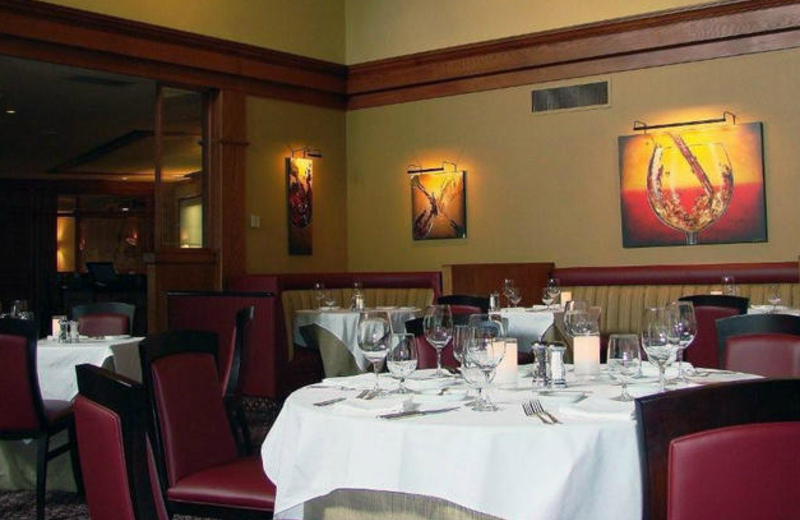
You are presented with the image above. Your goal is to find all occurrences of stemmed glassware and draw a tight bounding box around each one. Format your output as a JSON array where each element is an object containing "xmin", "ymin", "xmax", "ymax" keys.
[
  {"xmin": 666, "ymin": 301, "xmax": 696, "ymax": 384},
  {"xmin": 541, "ymin": 288, "xmax": 555, "ymax": 309},
  {"xmin": 387, "ymin": 333, "xmax": 418, "ymax": 394},
  {"xmin": 640, "ymin": 307, "xmax": 677, "ymax": 393},
  {"xmin": 462, "ymin": 332, "xmax": 507, "ymax": 411},
  {"xmin": 357, "ymin": 311, "xmax": 392, "ymax": 397},
  {"xmin": 546, "ymin": 278, "xmax": 561, "ymax": 308},
  {"xmin": 508, "ymin": 287, "xmax": 522, "ymax": 307},
  {"xmin": 768, "ymin": 283, "xmax": 782, "ymax": 312},
  {"xmin": 502, "ymin": 279, "xmax": 517, "ymax": 308},
  {"xmin": 721, "ymin": 275, "xmax": 737, "ymax": 296},
  {"xmin": 313, "ymin": 282, "xmax": 326, "ymax": 309},
  {"xmin": 10, "ymin": 300, "xmax": 28, "ymax": 318},
  {"xmin": 451, "ymin": 324, "xmax": 474, "ymax": 367},
  {"xmin": 607, "ymin": 334, "xmax": 641, "ymax": 401},
  {"xmin": 423, "ymin": 305, "xmax": 454, "ymax": 377}
]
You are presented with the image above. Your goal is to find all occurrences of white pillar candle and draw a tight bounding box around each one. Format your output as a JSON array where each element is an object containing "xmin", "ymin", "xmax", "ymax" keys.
[
  {"xmin": 560, "ymin": 291, "xmax": 572, "ymax": 305},
  {"xmin": 573, "ymin": 335, "xmax": 601, "ymax": 378},
  {"xmin": 494, "ymin": 338, "xmax": 518, "ymax": 387},
  {"xmin": 51, "ymin": 316, "xmax": 65, "ymax": 338}
]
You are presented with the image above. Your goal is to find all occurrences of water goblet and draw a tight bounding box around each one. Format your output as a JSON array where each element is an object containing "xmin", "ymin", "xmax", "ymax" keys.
[
  {"xmin": 451, "ymin": 324, "xmax": 474, "ymax": 367},
  {"xmin": 607, "ymin": 334, "xmax": 641, "ymax": 401},
  {"xmin": 387, "ymin": 333, "xmax": 418, "ymax": 394},
  {"xmin": 666, "ymin": 301, "xmax": 696, "ymax": 384},
  {"xmin": 313, "ymin": 282, "xmax": 326, "ymax": 309},
  {"xmin": 357, "ymin": 311, "xmax": 392, "ymax": 396},
  {"xmin": 322, "ymin": 290, "xmax": 337, "ymax": 308},
  {"xmin": 641, "ymin": 307, "xmax": 677, "ymax": 393},
  {"xmin": 423, "ymin": 305, "xmax": 454, "ymax": 377},
  {"xmin": 463, "ymin": 333, "xmax": 507, "ymax": 411},
  {"xmin": 767, "ymin": 283, "xmax": 782, "ymax": 312},
  {"xmin": 467, "ymin": 313, "xmax": 506, "ymax": 339},
  {"xmin": 11, "ymin": 300, "xmax": 28, "ymax": 318},
  {"xmin": 541, "ymin": 288, "xmax": 555, "ymax": 309},
  {"xmin": 721, "ymin": 275, "xmax": 737, "ymax": 296},
  {"xmin": 502, "ymin": 279, "xmax": 517, "ymax": 308},
  {"xmin": 546, "ymin": 278, "xmax": 561, "ymax": 308},
  {"xmin": 508, "ymin": 287, "xmax": 522, "ymax": 307}
]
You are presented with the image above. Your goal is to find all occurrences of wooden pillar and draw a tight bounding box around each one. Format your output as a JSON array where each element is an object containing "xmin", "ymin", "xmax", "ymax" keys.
[{"xmin": 145, "ymin": 250, "xmax": 216, "ymax": 332}]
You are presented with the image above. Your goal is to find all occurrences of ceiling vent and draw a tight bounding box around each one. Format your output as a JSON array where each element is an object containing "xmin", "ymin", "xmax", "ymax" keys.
[{"xmin": 531, "ymin": 80, "xmax": 609, "ymax": 113}]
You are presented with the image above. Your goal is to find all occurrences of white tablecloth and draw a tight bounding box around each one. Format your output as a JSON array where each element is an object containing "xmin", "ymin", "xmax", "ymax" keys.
[
  {"xmin": 748, "ymin": 305, "xmax": 800, "ymax": 316},
  {"xmin": 262, "ymin": 366, "xmax": 756, "ymax": 520},
  {"xmin": 497, "ymin": 307, "xmax": 555, "ymax": 349},
  {"xmin": 37, "ymin": 337, "xmax": 142, "ymax": 400},
  {"xmin": 294, "ymin": 308, "xmax": 420, "ymax": 371}
]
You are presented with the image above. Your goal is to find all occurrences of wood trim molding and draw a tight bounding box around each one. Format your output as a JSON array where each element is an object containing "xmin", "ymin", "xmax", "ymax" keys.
[
  {"xmin": 347, "ymin": 0, "xmax": 800, "ymax": 109},
  {"xmin": 0, "ymin": 0, "xmax": 347, "ymax": 108}
]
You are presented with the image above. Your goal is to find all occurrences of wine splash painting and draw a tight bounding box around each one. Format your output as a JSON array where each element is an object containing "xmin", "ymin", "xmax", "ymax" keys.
[
  {"xmin": 287, "ymin": 157, "xmax": 313, "ymax": 255},
  {"xmin": 411, "ymin": 171, "xmax": 467, "ymax": 240},
  {"xmin": 618, "ymin": 123, "xmax": 766, "ymax": 247}
]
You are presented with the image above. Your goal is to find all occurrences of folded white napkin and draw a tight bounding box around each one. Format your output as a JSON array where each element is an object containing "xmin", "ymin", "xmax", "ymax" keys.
[
  {"xmin": 322, "ymin": 373, "xmax": 383, "ymax": 390},
  {"xmin": 558, "ymin": 397, "xmax": 634, "ymax": 421},
  {"xmin": 405, "ymin": 377, "xmax": 459, "ymax": 392},
  {"xmin": 334, "ymin": 395, "xmax": 411, "ymax": 415}
]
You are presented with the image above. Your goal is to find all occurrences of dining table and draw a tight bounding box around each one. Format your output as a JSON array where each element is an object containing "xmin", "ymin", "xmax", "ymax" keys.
[{"xmin": 261, "ymin": 365, "xmax": 756, "ymax": 520}]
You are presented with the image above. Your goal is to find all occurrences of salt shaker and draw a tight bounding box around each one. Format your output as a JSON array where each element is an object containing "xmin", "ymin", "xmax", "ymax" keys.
[
  {"xmin": 546, "ymin": 342, "xmax": 567, "ymax": 389},
  {"xmin": 58, "ymin": 316, "xmax": 69, "ymax": 343},
  {"xmin": 69, "ymin": 320, "xmax": 80, "ymax": 343},
  {"xmin": 531, "ymin": 342, "xmax": 548, "ymax": 388}
]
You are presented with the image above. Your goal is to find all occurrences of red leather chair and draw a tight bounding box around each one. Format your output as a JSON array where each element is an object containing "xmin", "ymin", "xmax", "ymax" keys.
[
  {"xmin": 74, "ymin": 364, "xmax": 169, "ymax": 520},
  {"xmin": 715, "ymin": 313, "xmax": 800, "ymax": 377},
  {"xmin": 0, "ymin": 318, "xmax": 83, "ymax": 520},
  {"xmin": 667, "ymin": 421, "xmax": 800, "ymax": 520},
  {"xmin": 71, "ymin": 302, "xmax": 135, "ymax": 336},
  {"xmin": 677, "ymin": 295, "xmax": 748, "ymax": 368},
  {"xmin": 139, "ymin": 330, "xmax": 275, "ymax": 519},
  {"xmin": 636, "ymin": 378, "xmax": 800, "ymax": 520}
]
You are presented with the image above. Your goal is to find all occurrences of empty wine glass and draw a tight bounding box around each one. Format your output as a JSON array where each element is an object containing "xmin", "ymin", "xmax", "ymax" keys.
[
  {"xmin": 468, "ymin": 313, "xmax": 506, "ymax": 339},
  {"xmin": 641, "ymin": 307, "xmax": 677, "ymax": 393},
  {"xmin": 541, "ymin": 288, "xmax": 555, "ymax": 309},
  {"xmin": 607, "ymin": 334, "xmax": 641, "ymax": 401},
  {"xmin": 357, "ymin": 311, "xmax": 392, "ymax": 396},
  {"xmin": 451, "ymin": 324, "xmax": 474, "ymax": 367},
  {"xmin": 387, "ymin": 333, "xmax": 418, "ymax": 394},
  {"xmin": 768, "ymin": 283, "xmax": 782, "ymax": 312},
  {"xmin": 313, "ymin": 282, "xmax": 326, "ymax": 309},
  {"xmin": 423, "ymin": 305, "xmax": 454, "ymax": 377},
  {"xmin": 463, "ymin": 332, "xmax": 507, "ymax": 411},
  {"xmin": 721, "ymin": 275, "xmax": 737, "ymax": 296},
  {"xmin": 11, "ymin": 300, "xmax": 27, "ymax": 318},
  {"xmin": 323, "ymin": 290, "xmax": 337, "ymax": 308},
  {"xmin": 546, "ymin": 278, "xmax": 561, "ymax": 308},
  {"xmin": 502, "ymin": 279, "xmax": 517, "ymax": 308},
  {"xmin": 508, "ymin": 287, "xmax": 522, "ymax": 307},
  {"xmin": 666, "ymin": 301, "xmax": 696, "ymax": 384}
]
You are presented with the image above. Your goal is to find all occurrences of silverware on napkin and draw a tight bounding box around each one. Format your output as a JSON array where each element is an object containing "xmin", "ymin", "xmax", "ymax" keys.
[
  {"xmin": 313, "ymin": 397, "xmax": 347, "ymax": 407},
  {"xmin": 378, "ymin": 407, "xmax": 460, "ymax": 420}
]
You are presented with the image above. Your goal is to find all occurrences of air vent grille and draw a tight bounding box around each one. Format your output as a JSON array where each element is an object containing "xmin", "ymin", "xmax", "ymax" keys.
[{"xmin": 532, "ymin": 81, "xmax": 609, "ymax": 113}]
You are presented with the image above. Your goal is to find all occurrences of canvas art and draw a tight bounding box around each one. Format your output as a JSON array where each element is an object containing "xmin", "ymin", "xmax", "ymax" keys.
[
  {"xmin": 286, "ymin": 157, "xmax": 313, "ymax": 255},
  {"xmin": 618, "ymin": 123, "xmax": 766, "ymax": 247},
  {"xmin": 411, "ymin": 171, "xmax": 467, "ymax": 240}
]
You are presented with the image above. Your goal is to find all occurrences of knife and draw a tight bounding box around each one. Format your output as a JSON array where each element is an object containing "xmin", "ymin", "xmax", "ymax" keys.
[{"xmin": 378, "ymin": 406, "xmax": 460, "ymax": 420}]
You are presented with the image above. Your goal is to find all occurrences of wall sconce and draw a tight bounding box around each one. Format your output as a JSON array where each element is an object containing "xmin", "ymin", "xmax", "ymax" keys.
[
  {"xmin": 633, "ymin": 110, "xmax": 736, "ymax": 132},
  {"xmin": 291, "ymin": 146, "xmax": 322, "ymax": 159},
  {"xmin": 407, "ymin": 160, "xmax": 459, "ymax": 175}
]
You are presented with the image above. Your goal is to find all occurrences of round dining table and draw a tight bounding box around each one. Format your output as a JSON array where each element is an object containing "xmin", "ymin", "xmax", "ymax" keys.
[{"xmin": 261, "ymin": 366, "xmax": 755, "ymax": 520}]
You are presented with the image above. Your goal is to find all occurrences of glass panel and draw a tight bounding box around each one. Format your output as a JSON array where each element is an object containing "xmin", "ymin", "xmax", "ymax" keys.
[
  {"xmin": 159, "ymin": 87, "xmax": 204, "ymax": 248},
  {"xmin": 56, "ymin": 216, "xmax": 76, "ymax": 272}
]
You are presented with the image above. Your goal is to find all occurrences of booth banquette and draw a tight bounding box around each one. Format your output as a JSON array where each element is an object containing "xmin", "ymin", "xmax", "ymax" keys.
[
  {"xmin": 552, "ymin": 261, "xmax": 799, "ymax": 366},
  {"xmin": 229, "ymin": 271, "xmax": 442, "ymax": 397}
]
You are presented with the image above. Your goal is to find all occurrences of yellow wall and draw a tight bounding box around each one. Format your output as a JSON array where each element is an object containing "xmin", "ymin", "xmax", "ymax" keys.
[
  {"xmin": 346, "ymin": 48, "xmax": 800, "ymax": 271},
  {"xmin": 245, "ymin": 96, "xmax": 348, "ymax": 273},
  {"xmin": 46, "ymin": 0, "xmax": 346, "ymax": 63},
  {"xmin": 345, "ymin": 0, "xmax": 714, "ymax": 63}
]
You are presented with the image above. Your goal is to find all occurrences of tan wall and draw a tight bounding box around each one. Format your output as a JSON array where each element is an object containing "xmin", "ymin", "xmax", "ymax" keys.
[
  {"xmin": 346, "ymin": 48, "xmax": 800, "ymax": 271},
  {"xmin": 46, "ymin": 0, "xmax": 346, "ymax": 63},
  {"xmin": 345, "ymin": 0, "xmax": 714, "ymax": 63},
  {"xmin": 245, "ymin": 97, "xmax": 348, "ymax": 273}
]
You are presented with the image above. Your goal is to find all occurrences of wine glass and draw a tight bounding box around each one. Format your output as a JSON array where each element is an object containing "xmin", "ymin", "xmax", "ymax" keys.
[
  {"xmin": 423, "ymin": 305, "xmax": 454, "ymax": 377},
  {"xmin": 463, "ymin": 332, "xmax": 507, "ymax": 411},
  {"xmin": 11, "ymin": 300, "xmax": 27, "ymax": 318},
  {"xmin": 541, "ymin": 288, "xmax": 555, "ymax": 309},
  {"xmin": 666, "ymin": 301, "xmax": 696, "ymax": 384},
  {"xmin": 323, "ymin": 290, "xmax": 337, "ymax": 308},
  {"xmin": 387, "ymin": 333, "xmax": 418, "ymax": 394},
  {"xmin": 451, "ymin": 324, "xmax": 474, "ymax": 367},
  {"xmin": 546, "ymin": 278, "xmax": 561, "ymax": 308},
  {"xmin": 502, "ymin": 279, "xmax": 516, "ymax": 308},
  {"xmin": 508, "ymin": 287, "xmax": 522, "ymax": 307},
  {"xmin": 768, "ymin": 283, "xmax": 782, "ymax": 312},
  {"xmin": 607, "ymin": 334, "xmax": 641, "ymax": 401},
  {"xmin": 640, "ymin": 307, "xmax": 677, "ymax": 393},
  {"xmin": 313, "ymin": 282, "xmax": 326, "ymax": 309},
  {"xmin": 357, "ymin": 311, "xmax": 392, "ymax": 396},
  {"xmin": 721, "ymin": 275, "xmax": 737, "ymax": 296},
  {"xmin": 468, "ymin": 313, "xmax": 506, "ymax": 340}
]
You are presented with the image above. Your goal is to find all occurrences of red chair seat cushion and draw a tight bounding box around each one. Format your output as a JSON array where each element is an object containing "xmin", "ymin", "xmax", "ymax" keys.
[
  {"xmin": 78, "ymin": 313, "xmax": 129, "ymax": 337},
  {"xmin": 43, "ymin": 399, "xmax": 73, "ymax": 426},
  {"xmin": 167, "ymin": 456, "xmax": 275, "ymax": 511}
]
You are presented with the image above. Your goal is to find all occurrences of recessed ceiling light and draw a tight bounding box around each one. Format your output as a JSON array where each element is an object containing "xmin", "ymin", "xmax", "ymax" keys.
[
  {"xmin": 5, "ymin": 109, "xmax": 16, "ymax": 114},
  {"xmin": 121, "ymin": 177, "xmax": 128, "ymax": 181}
]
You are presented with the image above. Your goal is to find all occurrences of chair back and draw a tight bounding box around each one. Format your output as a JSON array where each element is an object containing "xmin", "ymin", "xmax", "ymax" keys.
[
  {"xmin": 0, "ymin": 318, "xmax": 45, "ymax": 433},
  {"xmin": 667, "ymin": 421, "xmax": 800, "ymax": 520},
  {"xmin": 448, "ymin": 304, "xmax": 483, "ymax": 316},
  {"xmin": 715, "ymin": 314, "xmax": 800, "ymax": 376},
  {"xmin": 72, "ymin": 302, "xmax": 135, "ymax": 336},
  {"xmin": 139, "ymin": 331, "xmax": 239, "ymax": 488},
  {"xmin": 677, "ymin": 295, "xmax": 748, "ymax": 368},
  {"xmin": 75, "ymin": 364, "xmax": 169, "ymax": 520},
  {"xmin": 636, "ymin": 379, "xmax": 800, "ymax": 520},
  {"xmin": 437, "ymin": 295, "xmax": 490, "ymax": 313}
]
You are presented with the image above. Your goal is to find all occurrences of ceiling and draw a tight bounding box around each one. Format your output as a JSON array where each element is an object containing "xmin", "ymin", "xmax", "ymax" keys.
[{"xmin": 0, "ymin": 55, "xmax": 202, "ymax": 182}]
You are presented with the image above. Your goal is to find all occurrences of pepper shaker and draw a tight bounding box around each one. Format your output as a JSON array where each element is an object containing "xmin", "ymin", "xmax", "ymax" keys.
[
  {"xmin": 546, "ymin": 342, "xmax": 567, "ymax": 389},
  {"xmin": 531, "ymin": 342, "xmax": 548, "ymax": 388}
]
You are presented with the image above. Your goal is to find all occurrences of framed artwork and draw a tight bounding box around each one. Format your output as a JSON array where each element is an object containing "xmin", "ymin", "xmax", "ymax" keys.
[
  {"xmin": 286, "ymin": 157, "xmax": 313, "ymax": 255},
  {"xmin": 411, "ymin": 170, "xmax": 467, "ymax": 240},
  {"xmin": 618, "ymin": 122, "xmax": 766, "ymax": 247}
]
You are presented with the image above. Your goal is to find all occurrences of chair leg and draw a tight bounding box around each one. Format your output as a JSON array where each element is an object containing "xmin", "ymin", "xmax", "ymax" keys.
[
  {"xmin": 68, "ymin": 422, "xmax": 85, "ymax": 496},
  {"xmin": 36, "ymin": 435, "xmax": 49, "ymax": 520}
]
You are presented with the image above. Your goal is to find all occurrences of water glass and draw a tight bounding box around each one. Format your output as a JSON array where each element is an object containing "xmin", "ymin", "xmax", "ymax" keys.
[
  {"xmin": 11, "ymin": 300, "xmax": 28, "ymax": 318},
  {"xmin": 607, "ymin": 334, "xmax": 641, "ymax": 401},
  {"xmin": 464, "ymin": 334, "xmax": 506, "ymax": 411},
  {"xmin": 721, "ymin": 275, "xmax": 737, "ymax": 296},
  {"xmin": 541, "ymin": 288, "xmax": 555, "ymax": 308},
  {"xmin": 502, "ymin": 279, "xmax": 516, "ymax": 308},
  {"xmin": 641, "ymin": 307, "xmax": 677, "ymax": 392},
  {"xmin": 451, "ymin": 324, "xmax": 473, "ymax": 366},
  {"xmin": 357, "ymin": 311, "xmax": 392, "ymax": 395},
  {"xmin": 313, "ymin": 282, "xmax": 326, "ymax": 309},
  {"xmin": 768, "ymin": 283, "xmax": 782, "ymax": 312},
  {"xmin": 423, "ymin": 305, "xmax": 454, "ymax": 377},
  {"xmin": 323, "ymin": 290, "xmax": 337, "ymax": 308},
  {"xmin": 387, "ymin": 333, "xmax": 418, "ymax": 394},
  {"xmin": 666, "ymin": 301, "xmax": 696, "ymax": 383},
  {"xmin": 508, "ymin": 287, "xmax": 522, "ymax": 307}
]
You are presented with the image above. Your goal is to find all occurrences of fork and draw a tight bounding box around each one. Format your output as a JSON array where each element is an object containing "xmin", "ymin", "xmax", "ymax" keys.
[
  {"xmin": 531, "ymin": 399, "xmax": 561, "ymax": 424},
  {"xmin": 521, "ymin": 401, "xmax": 552, "ymax": 424}
]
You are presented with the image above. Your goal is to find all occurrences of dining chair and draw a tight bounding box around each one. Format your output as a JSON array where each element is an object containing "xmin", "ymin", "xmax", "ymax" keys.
[
  {"xmin": 139, "ymin": 330, "xmax": 275, "ymax": 519},
  {"xmin": 0, "ymin": 318, "xmax": 84, "ymax": 520},
  {"xmin": 677, "ymin": 294, "xmax": 748, "ymax": 368},
  {"xmin": 715, "ymin": 313, "xmax": 800, "ymax": 377},
  {"xmin": 635, "ymin": 378, "xmax": 800, "ymax": 520},
  {"xmin": 71, "ymin": 302, "xmax": 135, "ymax": 336},
  {"xmin": 437, "ymin": 295, "xmax": 490, "ymax": 313},
  {"xmin": 74, "ymin": 364, "xmax": 169, "ymax": 520}
]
